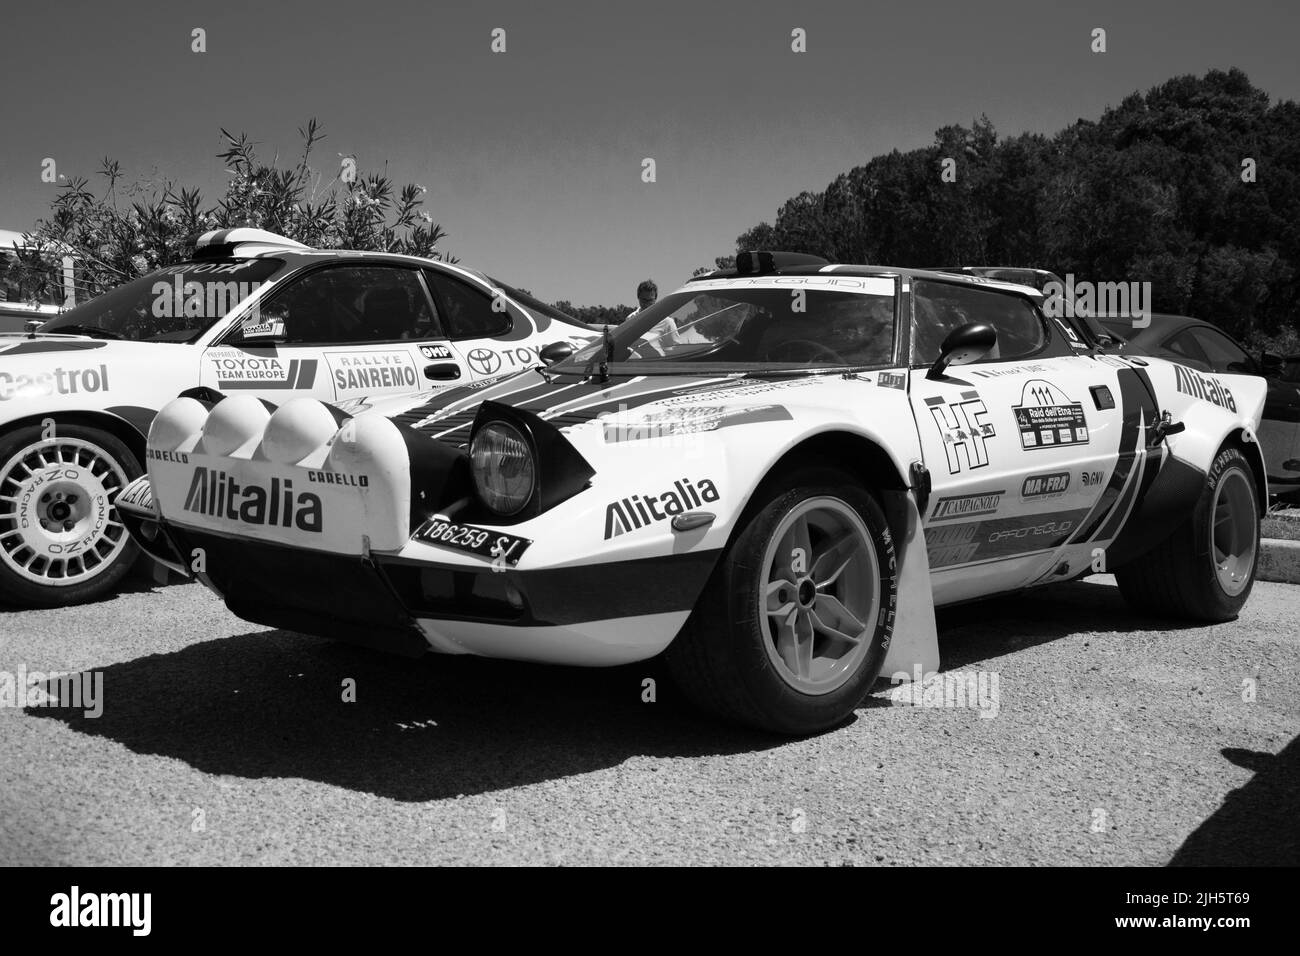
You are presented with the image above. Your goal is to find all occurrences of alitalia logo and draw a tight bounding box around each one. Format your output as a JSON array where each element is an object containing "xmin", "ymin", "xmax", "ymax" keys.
[
  {"xmin": 1174, "ymin": 365, "xmax": 1236, "ymax": 412},
  {"xmin": 603, "ymin": 477, "xmax": 720, "ymax": 539},
  {"xmin": 183, "ymin": 468, "xmax": 322, "ymax": 532}
]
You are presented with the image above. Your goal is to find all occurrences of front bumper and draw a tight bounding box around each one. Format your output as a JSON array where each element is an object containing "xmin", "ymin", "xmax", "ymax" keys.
[{"xmin": 153, "ymin": 524, "xmax": 717, "ymax": 665}]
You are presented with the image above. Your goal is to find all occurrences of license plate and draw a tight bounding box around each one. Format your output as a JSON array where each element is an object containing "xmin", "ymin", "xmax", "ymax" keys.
[{"xmin": 415, "ymin": 519, "xmax": 532, "ymax": 565}]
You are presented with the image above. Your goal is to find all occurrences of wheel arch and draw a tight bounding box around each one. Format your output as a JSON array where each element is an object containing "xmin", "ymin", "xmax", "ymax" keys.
[
  {"xmin": 0, "ymin": 409, "xmax": 149, "ymax": 465},
  {"xmin": 1224, "ymin": 427, "xmax": 1268, "ymax": 516},
  {"xmin": 730, "ymin": 429, "xmax": 912, "ymax": 547}
]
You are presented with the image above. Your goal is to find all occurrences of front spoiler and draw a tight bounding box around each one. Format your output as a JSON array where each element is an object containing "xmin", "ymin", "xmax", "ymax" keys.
[{"xmin": 152, "ymin": 524, "xmax": 720, "ymax": 665}]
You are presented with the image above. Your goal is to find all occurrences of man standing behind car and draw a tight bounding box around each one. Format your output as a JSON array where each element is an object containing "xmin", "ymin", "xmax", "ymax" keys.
[{"xmin": 626, "ymin": 279, "xmax": 657, "ymax": 322}]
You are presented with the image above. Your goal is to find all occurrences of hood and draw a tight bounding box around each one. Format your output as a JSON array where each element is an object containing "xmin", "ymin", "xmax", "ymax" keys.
[{"xmin": 360, "ymin": 368, "xmax": 852, "ymax": 450}]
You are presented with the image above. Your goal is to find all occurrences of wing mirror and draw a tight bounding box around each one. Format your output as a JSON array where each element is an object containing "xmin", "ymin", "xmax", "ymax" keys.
[
  {"xmin": 1261, "ymin": 351, "xmax": 1285, "ymax": 377},
  {"xmin": 927, "ymin": 323, "xmax": 997, "ymax": 380},
  {"xmin": 538, "ymin": 341, "xmax": 576, "ymax": 365},
  {"xmin": 424, "ymin": 362, "xmax": 462, "ymax": 382}
]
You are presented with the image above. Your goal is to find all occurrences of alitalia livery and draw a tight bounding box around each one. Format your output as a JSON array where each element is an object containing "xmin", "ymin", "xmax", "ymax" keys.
[
  {"xmin": 0, "ymin": 228, "xmax": 595, "ymax": 606},
  {"xmin": 120, "ymin": 252, "xmax": 1268, "ymax": 733}
]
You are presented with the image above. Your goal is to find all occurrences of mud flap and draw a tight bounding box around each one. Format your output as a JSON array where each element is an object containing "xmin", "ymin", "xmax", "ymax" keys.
[{"xmin": 879, "ymin": 488, "xmax": 940, "ymax": 681}]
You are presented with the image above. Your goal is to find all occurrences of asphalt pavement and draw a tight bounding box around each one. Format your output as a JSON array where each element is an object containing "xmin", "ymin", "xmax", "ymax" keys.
[{"xmin": 1, "ymin": 573, "xmax": 1296, "ymax": 865}]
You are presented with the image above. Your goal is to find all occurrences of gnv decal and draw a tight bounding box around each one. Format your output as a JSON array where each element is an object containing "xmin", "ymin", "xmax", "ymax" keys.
[
  {"xmin": 604, "ymin": 477, "xmax": 719, "ymax": 539},
  {"xmin": 924, "ymin": 391, "xmax": 996, "ymax": 474}
]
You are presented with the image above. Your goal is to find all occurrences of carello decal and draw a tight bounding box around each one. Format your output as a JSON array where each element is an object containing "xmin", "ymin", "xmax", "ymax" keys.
[
  {"xmin": 604, "ymin": 477, "xmax": 719, "ymax": 539},
  {"xmin": 1174, "ymin": 365, "xmax": 1236, "ymax": 412},
  {"xmin": 0, "ymin": 365, "xmax": 109, "ymax": 402},
  {"xmin": 930, "ymin": 490, "xmax": 1005, "ymax": 522},
  {"xmin": 183, "ymin": 468, "xmax": 322, "ymax": 532},
  {"xmin": 1021, "ymin": 471, "xmax": 1070, "ymax": 499}
]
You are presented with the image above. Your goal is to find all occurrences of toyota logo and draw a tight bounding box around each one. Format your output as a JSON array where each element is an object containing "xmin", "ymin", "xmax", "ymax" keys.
[{"xmin": 466, "ymin": 348, "xmax": 502, "ymax": 376}]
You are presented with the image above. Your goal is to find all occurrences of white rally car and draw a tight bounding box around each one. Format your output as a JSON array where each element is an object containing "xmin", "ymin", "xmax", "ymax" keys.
[
  {"xmin": 0, "ymin": 228, "xmax": 595, "ymax": 606},
  {"xmin": 121, "ymin": 252, "xmax": 1268, "ymax": 733}
]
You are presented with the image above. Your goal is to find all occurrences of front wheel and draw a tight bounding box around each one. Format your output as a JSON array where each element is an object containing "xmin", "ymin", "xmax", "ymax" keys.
[
  {"xmin": 667, "ymin": 470, "xmax": 897, "ymax": 734},
  {"xmin": 0, "ymin": 424, "xmax": 141, "ymax": 607},
  {"xmin": 1115, "ymin": 445, "xmax": 1260, "ymax": 621}
]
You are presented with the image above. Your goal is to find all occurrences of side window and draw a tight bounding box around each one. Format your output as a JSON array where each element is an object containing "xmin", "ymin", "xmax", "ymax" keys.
[
  {"xmin": 911, "ymin": 281, "xmax": 1046, "ymax": 365},
  {"xmin": 1188, "ymin": 328, "xmax": 1254, "ymax": 374},
  {"xmin": 425, "ymin": 270, "xmax": 511, "ymax": 340},
  {"xmin": 1160, "ymin": 330, "xmax": 1211, "ymax": 371},
  {"xmin": 233, "ymin": 265, "xmax": 435, "ymax": 346}
]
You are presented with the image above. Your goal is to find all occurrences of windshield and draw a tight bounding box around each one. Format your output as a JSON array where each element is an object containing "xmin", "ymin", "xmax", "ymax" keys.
[
  {"xmin": 39, "ymin": 258, "xmax": 286, "ymax": 343},
  {"xmin": 556, "ymin": 283, "xmax": 897, "ymax": 373}
]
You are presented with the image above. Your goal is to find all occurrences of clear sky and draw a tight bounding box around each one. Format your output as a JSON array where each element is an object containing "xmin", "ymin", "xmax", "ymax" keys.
[{"xmin": 2, "ymin": 0, "xmax": 1298, "ymax": 305}]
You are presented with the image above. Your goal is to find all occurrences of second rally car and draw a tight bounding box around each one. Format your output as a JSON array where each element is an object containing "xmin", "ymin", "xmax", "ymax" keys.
[
  {"xmin": 121, "ymin": 252, "xmax": 1268, "ymax": 733},
  {"xmin": 0, "ymin": 228, "xmax": 595, "ymax": 606}
]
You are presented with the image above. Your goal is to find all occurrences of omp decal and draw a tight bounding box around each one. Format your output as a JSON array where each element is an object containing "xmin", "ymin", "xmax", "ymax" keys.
[
  {"xmin": 601, "ymin": 404, "xmax": 792, "ymax": 443},
  {"xmin": 1174, "ymin": 365, "xmax": 1237, "ymax": 412},
  {"xmin": 930, "ymin": 490, "xmax": 1005, "ymax": 522},
  {"xmin": 212, "ymin": 355, "xmax": 317, "ymax": 390},
  {"xmin": 0, "ymin": 340, "xmax": 106, "ymax": 355},
  {"xmin": 925, "ymin": 391, "xmax": 996, "ymax": 474},
  {"xmin": 1012, "ymin": 380, "xmax": 1089, "ymax": 449},
  {"xmin": 1021, "ymin": 472, "xmax": 1070, "ymax": 500},
  {"xmin": 877, "ymin": 371, "xmax": 906, "ymax": 390},
  {"xmin": 927, "ymin": 509, "xmax": 1092, "ymax": 569},
  {"xmin": 420, "ymin": 344, "xmax": 455, "ymax": 361},
  {"xmin": 183, "ymin": 468, "xmax": 322, "ymax": 532},
  {"xmin": 604, "ymin": 477, "xmax": 720, "ymax": 539},
  {"xmin": 326, "ymin": 350, "xmax": 419, "ymax": 393},
  {"xmin": 1080, "ymin": 469, "xmax": 1105, "ymax": 487},
  {"xmin": 0, "ymin": 365, "xmax": 110, "ymax": 402}
]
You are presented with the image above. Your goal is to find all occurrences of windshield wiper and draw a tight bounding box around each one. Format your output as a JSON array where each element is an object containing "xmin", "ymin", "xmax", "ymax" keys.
[
  {"xmin": 44, "ymin": 324, "xmax": 125, "ymax": 340},
  {"xmin": 742, "ymin": 365, "xmax": 876, "ymax": 378}
]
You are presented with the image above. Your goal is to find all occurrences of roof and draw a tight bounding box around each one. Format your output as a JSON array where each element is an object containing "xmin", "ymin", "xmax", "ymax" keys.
[{"xmin": 691, "ymin": 261, "xmax": 1044, "ymax": 298}]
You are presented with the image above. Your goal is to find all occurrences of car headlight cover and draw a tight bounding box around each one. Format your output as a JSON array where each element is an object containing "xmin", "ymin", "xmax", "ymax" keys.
[{"xmin": 470, "ymin": 421, "xmax": 536, "ymax": 515}]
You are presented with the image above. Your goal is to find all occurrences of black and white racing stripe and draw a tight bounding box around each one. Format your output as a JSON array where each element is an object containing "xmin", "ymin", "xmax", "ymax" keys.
[
  {"xmin": 1065, "ymin": 366, "xmax": 1161, "ymax": 547},
  {"xmin": 391, "ymin": 371, "xmax": 743, "ymax": 448}
]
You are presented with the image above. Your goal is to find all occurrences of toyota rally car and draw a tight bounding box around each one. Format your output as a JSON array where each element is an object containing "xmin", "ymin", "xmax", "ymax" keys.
[
  {"xmin": 0, "ymin": 228, "xmax": 595, "ymax": 606},
  {"xmin": 119, "ymin": 251, "xmax": 1269, "ymax": 733}
]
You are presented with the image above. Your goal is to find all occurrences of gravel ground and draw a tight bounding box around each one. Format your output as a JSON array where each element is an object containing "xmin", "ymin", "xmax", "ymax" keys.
[{"xmin": 1, "ymin": 573, "xmax": 1296, "ymax": 866}]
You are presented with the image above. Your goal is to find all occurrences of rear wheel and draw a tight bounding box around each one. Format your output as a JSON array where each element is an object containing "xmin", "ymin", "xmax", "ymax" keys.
[
  {"xmin": 1115, "ymin": 446, "xmax": 1259, "ymax": 621},
  {"xmin": 667, "ymin": 469, "xmax": 897, "ymax": 734},
  {"xmin": 0, "ymin": 424, "xmax": 141, "ymax": 607}
]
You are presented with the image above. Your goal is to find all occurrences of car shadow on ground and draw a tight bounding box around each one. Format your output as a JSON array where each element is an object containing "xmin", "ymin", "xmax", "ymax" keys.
[
  {"xmin": 1168, "ymin": 735, "xmax": 1300, "ymax": 866},
  {"xmin": 25, "ymin": 577, "xmax": 1215, "ymax": 803},
  {"xmin": 26, "ymin": 629, "xmax": 791, "ymax": 801},
  {"xmin": 934, "ymin": 577, "xmax": 1192, "ymax": 671}
]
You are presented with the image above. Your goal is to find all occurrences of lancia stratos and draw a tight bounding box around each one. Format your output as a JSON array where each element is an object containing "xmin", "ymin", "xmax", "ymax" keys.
[
  {"xmin": 119, "ymin": 252, "xmax": 1269, "ymax": 733},
  {"xmin": 0, "ymin": 228, "xmax": 595, "ymax": 606}
]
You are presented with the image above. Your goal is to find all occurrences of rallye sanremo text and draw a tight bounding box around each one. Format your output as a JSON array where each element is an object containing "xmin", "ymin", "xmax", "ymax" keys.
[
  {"xmin": 122, "ymin": 252, "xmax": 1270, "ymax": 733},
  {"xmin": 0, "ymin": 228, "xmax": 594, "ymax": 606}
]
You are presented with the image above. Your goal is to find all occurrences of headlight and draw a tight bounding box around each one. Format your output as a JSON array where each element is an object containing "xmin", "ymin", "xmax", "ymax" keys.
[{"xmin": 470, "ymin": 421, "xmax": 536, "ymax": 515}]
